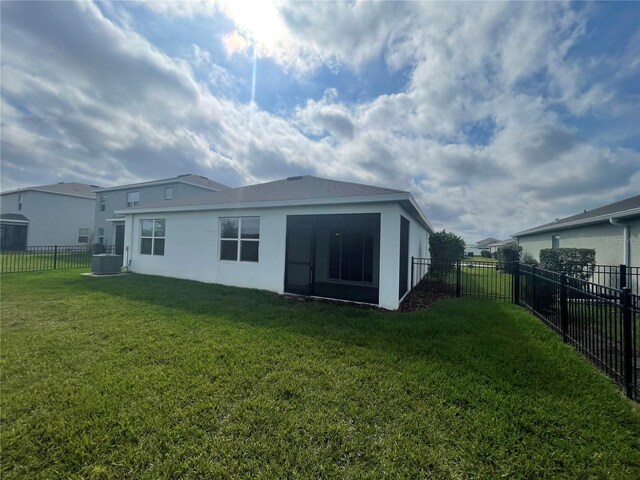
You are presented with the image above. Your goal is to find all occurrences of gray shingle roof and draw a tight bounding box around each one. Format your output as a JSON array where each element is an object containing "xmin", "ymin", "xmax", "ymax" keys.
[
  {"xmin": 95, "ymin": 174, "xmax": 230, "ymax": 192},
  {"xmin": 135, "ymin": 175, "xmax": 406, "ymax": 209},
  {"xmin": 0, "ymin": 182, "xmax": 98, "ymax": 199},
  {"xmin": 0, "ymin": 213, "xmax": 29, "ymax": 222},
  {"xmin": 476, "ymin": 237, "xmax": 501, "ymax": 247},
  {"xmin": 515, "ymin": 194, "xmax": 640, "ymax": 236},
  {"xmin": 488, "ymin": 238, "xmax": 516, "ymax": 247},
  {"xmin": 175, "ymin": 174, "xmax": 230, "ymax": 191}
]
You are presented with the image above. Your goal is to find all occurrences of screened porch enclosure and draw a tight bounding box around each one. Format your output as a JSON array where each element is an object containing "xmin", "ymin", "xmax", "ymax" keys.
[{"xmin": 284, "ymin": 213, "xmax": 380, "ymax": 304}]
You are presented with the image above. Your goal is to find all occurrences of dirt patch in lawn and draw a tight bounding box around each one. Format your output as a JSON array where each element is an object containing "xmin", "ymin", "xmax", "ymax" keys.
[{"xmin": 399, "ymin": 281, "xmax": 456, "ymax": 312}]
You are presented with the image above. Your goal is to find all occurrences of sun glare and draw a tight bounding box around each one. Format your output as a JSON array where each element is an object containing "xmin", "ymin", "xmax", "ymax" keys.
[{"xmin": 219, "ymin": 0, "xmax": 286, "ymax": 55}]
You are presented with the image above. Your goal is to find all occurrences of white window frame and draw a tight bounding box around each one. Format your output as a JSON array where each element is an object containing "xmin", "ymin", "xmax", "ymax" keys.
[
  {"xmin": 100, "ymin": 195, "xmax": 106, "ymax": 212},
  {"xmin": 98, "ymin": 228, "xmax": 104, "ymax": 244},
  {"xmin": 552, "ymin": 235, "xmax": 560, "ymax": 249},
  {"xmin": 78, "ymin": 228, "xmax": 90, "ymax": 244},
  {"xmin": 18, "ymin": 194, "xmax": 22, "ymax": 211},
  {"xmin": 140, "ymin": 219, "xmax": 165, "ymax": 256},
  {"xmin": 164, "ymin": 187, "xmax": 173, "ymax": 200},
  {"xmin": 219, "ymin": 217, "xmax": 260, "ymax": 262},
  {"xmin": 126, "ymin": 191, "xmax": 140, "ymax": 208}
]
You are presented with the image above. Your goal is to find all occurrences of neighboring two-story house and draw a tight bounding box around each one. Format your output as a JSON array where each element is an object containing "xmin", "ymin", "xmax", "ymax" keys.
[
  {"xmin": 0, "ymin": 182, "xmax": 98, "ymax": 250},
  {"xmin": 94, "ymin": 174, "xmax": 229, "ymax": 254}
]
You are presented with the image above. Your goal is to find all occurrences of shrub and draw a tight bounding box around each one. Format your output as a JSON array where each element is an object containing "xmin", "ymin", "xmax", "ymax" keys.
[
  {"xmin": 496, "ymin": 244, "xmax": 522, "ymax": 263},
  {"xmin": 521, "ymin": 252, "xmax": 539, "ymax": 266},
  {"xmin": 539, "ymin": 248, "xmax": 595, "ymax": 280},
  {"xmin": 492, "ymin": 251, "xmax": 499, "ymax": 259},
  {"xmin": 481, "ymin": 250, "xmax": 492, "ymax": 258},
  {"xmin": 429, "ymin": 230, "xmax": 465, "ymax": 264}
]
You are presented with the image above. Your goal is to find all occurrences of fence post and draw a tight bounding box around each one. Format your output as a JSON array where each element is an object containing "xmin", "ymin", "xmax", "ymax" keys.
[
  {"xmin": 513, "ymin": 261, "xmax": 520, "ymax": 305},
  {"xmin": 619, "ymin": 264, "xmax": 627, "ymax": 290},
  {"xmin": 560, "ymin": 272, "xmax": 568, "ymax": 343},
  {"xmin": 621, "ymin": 287, "xmax": 633, "ymax": 399},
  {"xmin": 456, "ymin": 258, "xmax": 461, "ymax": 298},
  {"xmin": 531, "ymin": 265, "xmax": 537, "ymax": 313},
  {"xmin": 411, "ymin": 256, "xmax": 415, "ymax": 289},
  {"xmin": 53, "ymin": 245, "xmax": 58, "ymax": 270}
]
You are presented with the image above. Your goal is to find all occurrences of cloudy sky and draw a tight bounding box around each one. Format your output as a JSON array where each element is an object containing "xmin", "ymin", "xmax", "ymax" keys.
[{"xmin": 1, "ymin": 1, "xmax": 638, "ymax": 241}]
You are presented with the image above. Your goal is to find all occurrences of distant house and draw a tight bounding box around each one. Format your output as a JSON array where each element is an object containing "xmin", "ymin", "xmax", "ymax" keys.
[
  {"xmin": 114, "ymin": 175, "xmax": 433, "ymax": 310},
  {"xmin": 0, "ymin": 182, "xmax": 97, "ymax": 250},
  {"xmin": 514, "ymin": 195, "xmax": 640, "ymax": 267},
  {"xmin": 94, "ymin": 174, "xmax": 229, "ymax": 255},
  {"xmin": 487, "ymin": 238, "xmax": 517, "ymax": 253},
  {"xmin": 476, "ymin": 237, "xmax": 500, "ymax": 249},
  {"xmin": 464, "ymin": 243, "xmax": 484, "ymax": 256}
]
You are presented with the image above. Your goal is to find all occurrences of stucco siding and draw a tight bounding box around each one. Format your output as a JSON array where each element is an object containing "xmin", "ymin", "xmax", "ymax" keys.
[
  {"xmin": 517, "ymin": 219, "xmax": 640, "ymax": 267},
  {"xmin": 122, "ymin": 202, "xmax": 426, "ymax": 309},
  {"xmin": 1, "ymin": 191, "xmax": 95, "ymax": 246},
  {"xmin": 95, "ymin": 182, "xmax": 220, "ymax": 245},
  {"xmin": 401, "ymin": 205, "xmax": 430, "ymax": 294}
]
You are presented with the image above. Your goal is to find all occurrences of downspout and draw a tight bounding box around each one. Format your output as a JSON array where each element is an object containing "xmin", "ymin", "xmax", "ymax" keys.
[{"xmin": 609, "ymin": 218, "xmax": 630, "ymax": 267}]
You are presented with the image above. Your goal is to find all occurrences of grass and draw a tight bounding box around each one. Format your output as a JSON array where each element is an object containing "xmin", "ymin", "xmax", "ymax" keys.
[
  {"xmin": 1, "ymin": 252, "xmax": 91, "ymax": 273},
  {"xmin": 462, "ymin": 255, "xmax": 497, "ymax": 263},
  {"xmin": 421, "ymin": 264, "xmax": 513, "ymax": 299},
  {"xmin": 2, "ymin": 270, "xmax": 639, "ymax": 479}
]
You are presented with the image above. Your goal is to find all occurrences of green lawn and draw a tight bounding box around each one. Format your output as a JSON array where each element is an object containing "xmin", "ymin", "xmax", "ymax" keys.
[
  {"xmin": 1, "ymin": 252, "xmax": 91, "ymax": 273},
  {"xmin": 462, "ymin": 255, "xmax": 497, "ymax": 263},
  {"xmin": 2, "ymin": 270, "xmax": 639, "ymax": 479}
]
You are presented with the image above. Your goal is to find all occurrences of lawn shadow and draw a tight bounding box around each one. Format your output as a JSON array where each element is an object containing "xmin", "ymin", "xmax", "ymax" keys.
[{"xmin": 68, "ymin": 272, "xmax": 622, "ymax": 403}]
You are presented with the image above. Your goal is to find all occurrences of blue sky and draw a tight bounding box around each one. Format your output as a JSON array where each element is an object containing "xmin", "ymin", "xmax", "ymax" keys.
[{"xmin": 1, "ymin": 1, "xmax": 638, "ymax": 241}]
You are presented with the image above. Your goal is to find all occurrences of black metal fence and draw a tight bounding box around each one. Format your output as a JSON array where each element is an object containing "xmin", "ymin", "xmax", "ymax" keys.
[
  {"xmin": 581, "ymin": 264, "xmax": 640, "ymax": 295},
  {"xmin": 411, "ymin": 258, "xmax": 514, "ymax": 302},
  {"xmin": 0, "ymin": 245, "xmax": 115, "ymax": 274},
  {"xmin": 410, "ymin": 257, "xmax": 639, "ymax": 401}
]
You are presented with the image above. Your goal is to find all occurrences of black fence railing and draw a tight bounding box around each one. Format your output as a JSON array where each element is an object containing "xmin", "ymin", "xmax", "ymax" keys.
[
  {"xmin": 411, "ymin": 258, "xmax": 514, "ymax": 302},
  {"xmin": 410, "ymin": 258, "xmax": 639, "ymax": 401},
  {"xmin": 0, "ymin": 245, "xmax": 115, "ymax": 274}
]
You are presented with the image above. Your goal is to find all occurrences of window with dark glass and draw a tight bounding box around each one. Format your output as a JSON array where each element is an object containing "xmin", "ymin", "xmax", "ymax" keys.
[
  {"xmin": 329, "ymin": 231, "xmax": 374, "ymax": 283},
  {"xmin": 140, "ymin": 219, "xmax": 165, "ymax": 255},
  {"xmin": 552, "ymin": 235, "xmax": 560, "ymax": 249},
  {"xmin": 220, "ymin": 217, "xmax": 259, "ymax": 262},
  {"xmin": 98, "ymin": 228, "xmax": 104, "ymax": 244},
  {"xmin": 100, "ymin": 195, "xmax": 106, "ymax": 212},
  {"xmin": 18, "ymin": 194, "xmax": 23, "ymax": 211}
]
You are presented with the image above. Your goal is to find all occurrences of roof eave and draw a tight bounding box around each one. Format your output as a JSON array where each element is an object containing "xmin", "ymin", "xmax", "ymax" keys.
[
  {"xmin": 513, "ymin": 207, "xmax": 640, "ymax": 237},
  {"xmin": 114, "ymin": 192, "xmax": 415, "ymax": 217},
  {"xmin": 0, "ymin": 188, "xmax": 95, "ymax": 199},
  {"xmin": 94, "ymin": 178, "xmax": 225, "ymax": 193}
]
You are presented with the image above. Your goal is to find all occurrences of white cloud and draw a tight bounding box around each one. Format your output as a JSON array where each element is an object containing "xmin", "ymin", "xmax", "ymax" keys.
[{"xmin": 1, "ymin": 0, "xmax": 637, "ymax": 242}]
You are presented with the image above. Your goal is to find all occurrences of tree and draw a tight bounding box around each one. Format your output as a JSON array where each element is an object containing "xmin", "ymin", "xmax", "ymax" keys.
[{"xmin": 429, "ymin": 230, "xmax": 465, "ymax": 264}]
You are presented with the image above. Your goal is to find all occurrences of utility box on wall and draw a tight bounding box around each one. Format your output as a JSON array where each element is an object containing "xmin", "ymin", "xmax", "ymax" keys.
[{"xmin": 91, "ymin": 254, "xmax": 123, "ymax": 275}]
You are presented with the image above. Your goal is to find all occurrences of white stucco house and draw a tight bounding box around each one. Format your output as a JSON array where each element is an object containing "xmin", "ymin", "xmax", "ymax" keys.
[
  {"xmin": 116, "ymin": 175, "xmax": 433, "ymax": 310},
  {"xmin": 487, "ymin": 238, "xmax": 517, "ymax": 253},
  {"xmin": 94, "ymin": 174, "xmax": 229, "ymax": 255},
  {"xmin": 0, "ymin": 182, "xmax": 97, "ymax": 249},
  {"xmin": 514, "ymin": 194, "xmax": 640, "ymax": 268}
]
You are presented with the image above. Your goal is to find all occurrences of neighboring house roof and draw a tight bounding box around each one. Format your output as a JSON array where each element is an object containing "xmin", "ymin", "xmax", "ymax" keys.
[
  {"xmin": 115, "ymin": 175, "xmax": 434, "ymax": 232},
  {"xmin": 488, "ymin": 238, "xmax": 516, "ymax": 248},
  {"xmin": 514, "ymin": 194, "xmax": 640, "ymax": 237},
  {"xmin": 94, "ymin": 174, "xmax": 230, "ymax": 193},
  {"xmin": 0, "ymin": 182, "xmax": 98, "ymax": 199},
  {"xmin": 476, "ymin": 237, "xmax": 501, "ymax": 247},
  {"xmin": 0, "ymin": 213, "xmax": 30, "ymax": 222}
]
